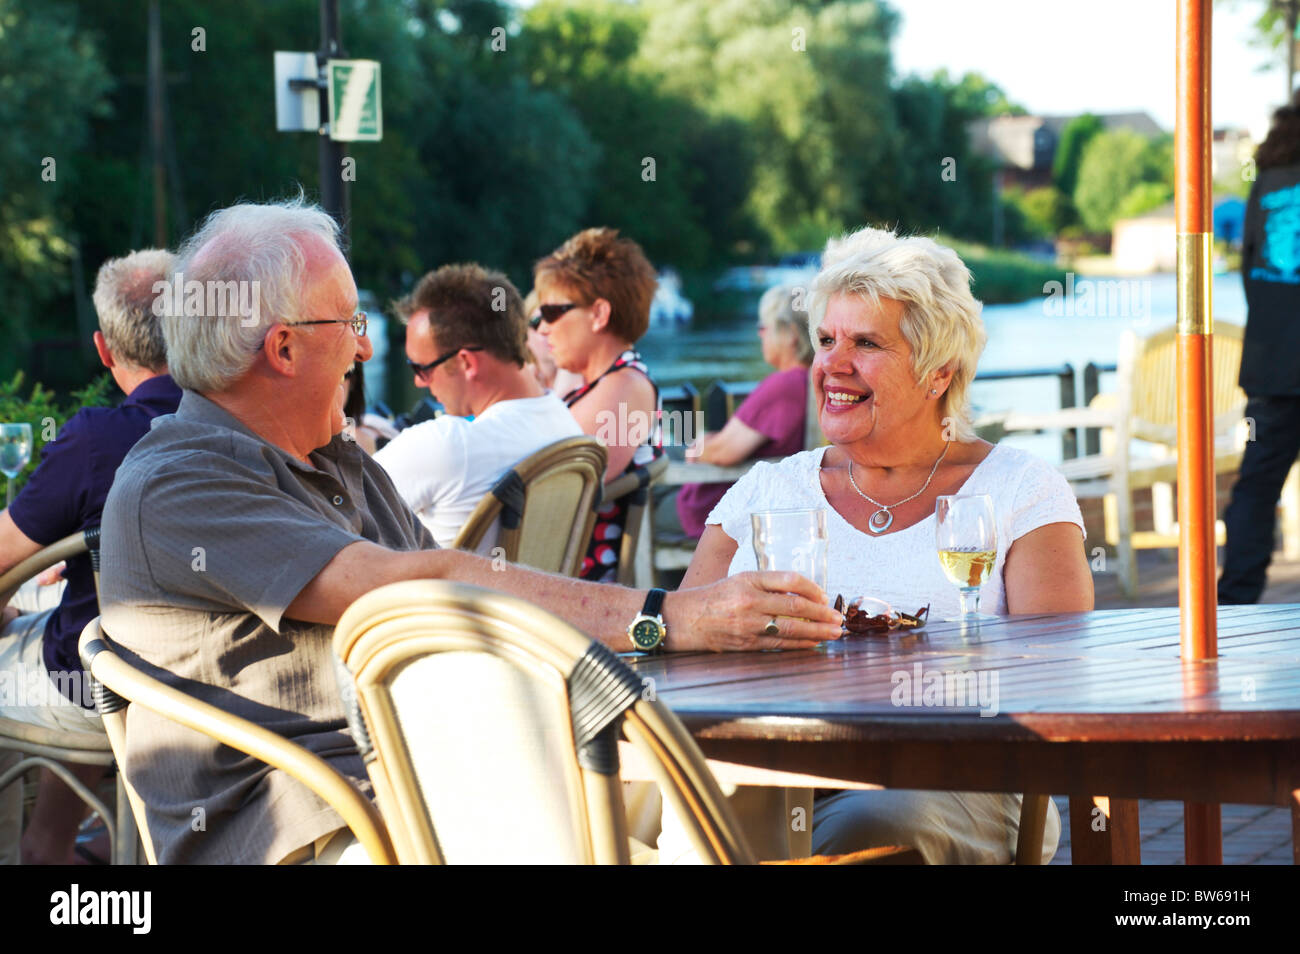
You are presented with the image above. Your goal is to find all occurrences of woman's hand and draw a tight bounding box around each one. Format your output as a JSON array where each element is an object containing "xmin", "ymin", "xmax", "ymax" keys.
[
  {"xmin": 671, "ymin": 525, "xmax": 842, "ymax": 651},
  {"xmin": 665, "ymin": 571, "xmax": 843, "ymax": 652},
  {"xmin": 1003, "ymin": 522, "xmax": 1094, "ymax": 614}
]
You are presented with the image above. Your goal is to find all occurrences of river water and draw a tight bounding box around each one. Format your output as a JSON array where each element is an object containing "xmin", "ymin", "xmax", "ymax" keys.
[{"xmin": 637, "ymin": 271, "xmax": 1249, "ymax": 463}]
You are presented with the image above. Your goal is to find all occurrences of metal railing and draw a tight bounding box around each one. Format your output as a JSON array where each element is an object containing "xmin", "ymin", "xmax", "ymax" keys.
[{"xmin": 661, "ymin": 361, "xmax": 1118, "ymax": 461}]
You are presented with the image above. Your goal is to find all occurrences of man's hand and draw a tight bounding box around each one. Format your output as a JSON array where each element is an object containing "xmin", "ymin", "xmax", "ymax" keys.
[{"xmin": 664, "ymin": 571, "xmax": 843, "ymax": 652}]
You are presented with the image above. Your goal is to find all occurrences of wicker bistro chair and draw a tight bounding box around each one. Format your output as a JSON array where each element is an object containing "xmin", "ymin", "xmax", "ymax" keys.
[
  {"xmin": 453, "ymin": 436, "xmax": 607, "ymax": 577},
  {"xmin": 0, "ymin": 528, "xmax": 140, "ymax": 865},
  {"xmin": 77, "ymin": 618, "xmax": 397, "ymax": 865},
  {"xmin": 332, "ymin": 580, "xmax": 922, "ymax": 865}
]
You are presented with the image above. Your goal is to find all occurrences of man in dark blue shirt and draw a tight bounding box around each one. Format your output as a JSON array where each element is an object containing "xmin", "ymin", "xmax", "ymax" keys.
[
  {"xmin": 1220, "ymin": 99, "xmax": 1300, "ymax": 604},
  {"xmin": 0, "ymin": 248, "xmax": 181, "ymax": 864}
]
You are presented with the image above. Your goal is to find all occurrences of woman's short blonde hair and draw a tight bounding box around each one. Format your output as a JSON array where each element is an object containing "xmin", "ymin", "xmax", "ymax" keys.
[
  {"xmin": 808, "ymin": 227, "xmax": 987, "ymax": 442},
  {"xmin": 758, "ymin": 284, "xmax": 813, "ymax": 365}
]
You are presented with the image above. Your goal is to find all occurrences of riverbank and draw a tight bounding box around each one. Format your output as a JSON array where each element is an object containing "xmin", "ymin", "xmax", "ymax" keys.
[{"xmin": 940, "ymin": 236, "xmax": 1066, "ymax": 305}]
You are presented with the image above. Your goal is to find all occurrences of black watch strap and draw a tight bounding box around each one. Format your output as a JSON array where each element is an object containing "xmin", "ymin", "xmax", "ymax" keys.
[{"xmin": 642, "ymin": 588, "xmax": 666, "ymax": 618}]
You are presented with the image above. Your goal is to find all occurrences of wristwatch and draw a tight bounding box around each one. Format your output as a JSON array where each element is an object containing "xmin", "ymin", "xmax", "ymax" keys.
[{"xmin": 628, "ymin": 588, "xmax": 668, "ymax": 652}]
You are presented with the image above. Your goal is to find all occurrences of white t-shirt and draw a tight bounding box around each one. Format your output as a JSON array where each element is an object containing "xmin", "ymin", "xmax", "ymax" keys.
[
  {"xmin": 374, "ymin": 393, "xmax": 583, "ymax": 551},
  {"xmin": 657, "ymin": 440, "xmax": 1082, "ymax": 865},
  {"xmin": 708, "ymin": 442, "xmax": 1085, "ymax": 619}
]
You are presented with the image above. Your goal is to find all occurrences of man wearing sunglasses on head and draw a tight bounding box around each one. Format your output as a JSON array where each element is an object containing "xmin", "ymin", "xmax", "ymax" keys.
[{"xmin": 373, "ymin": 264, "xmax": 583, "ymax": 551}]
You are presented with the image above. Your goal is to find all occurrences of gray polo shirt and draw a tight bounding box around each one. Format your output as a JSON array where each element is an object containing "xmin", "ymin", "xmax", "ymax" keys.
[{"xmin": 100, "ymin": 390, "xmax": 433, "ymax": 864}]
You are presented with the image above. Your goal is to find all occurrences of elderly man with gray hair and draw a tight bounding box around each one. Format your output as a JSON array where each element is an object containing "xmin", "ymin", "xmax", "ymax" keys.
[
  {"xmin": 0, "ymin": 248, "xmax": 181, "ymax": 864},
  {"xmin": 97, "ymin": 197, "xmax": 842, "ymax": 864}
]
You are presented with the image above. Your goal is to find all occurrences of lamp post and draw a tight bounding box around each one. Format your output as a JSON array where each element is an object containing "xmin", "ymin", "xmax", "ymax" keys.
[{"xmin": 317, "ymin": 0, "xmax": 350, "ymax": 247}]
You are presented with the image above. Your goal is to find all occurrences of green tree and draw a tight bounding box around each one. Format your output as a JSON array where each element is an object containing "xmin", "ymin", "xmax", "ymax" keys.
[
  {"xmin": 1115, "ymin": 180, "xmax": 1174, "ymax": 220},
  {"xmin": 940, "ymin": 69, "xmax": 1027, "ymax": 119},
  {"xmin": 887, "ymin": 70, "xmax": 1013, "ymax": 243},
  {"xmin": 1053, "ymin": 113, "xmax": 1104, "ymax": 195},
  {"xmin": 1002, "ymin": 185, "xmax": 1066, "ymax": 242},
  {"xmin": 519, "ymin": 0, "xmax": 754, "ymax": 268},
  {"xmin": 634, "ymin": 0, "xmax": 899, "ymax": 252},
  {"xmin": 1051, "ymin": 113, "xmax": 1103, "ymax": 229},
  {"xmin": 1074, "ymin": 129, "xmax": 1169, "ymax": 233},
  {"xmin": 31, "ymin": 0, "xmax": 598, "ymax": 398},
  {"xmin": 1223, "ymin": 0, "xmax": 1300, "ymax": 98},
  {"xmin": 0, "ymin": 0, "xmax": 111, "ymax": 376}
]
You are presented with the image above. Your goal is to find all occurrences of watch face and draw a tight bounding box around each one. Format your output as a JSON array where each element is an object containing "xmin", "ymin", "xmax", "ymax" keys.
[{"xmin": 631, "ymin": 617, "xmax": 663, "ymax": 650}]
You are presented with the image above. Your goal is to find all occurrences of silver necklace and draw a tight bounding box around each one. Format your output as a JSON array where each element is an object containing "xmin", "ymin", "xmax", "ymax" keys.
[{"xmin": 847, "ymin": 441, "xmax": 951, "ymax": 533}]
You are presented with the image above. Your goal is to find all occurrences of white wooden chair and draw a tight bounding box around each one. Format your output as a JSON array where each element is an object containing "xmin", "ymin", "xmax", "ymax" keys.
[
  {"xmin": 1001, "ymin": 322, "xmax": 1250, "ymax": 596},
  {"xmin": 332, "ymin": 580, "xmax": 923, "ymax": 864}
]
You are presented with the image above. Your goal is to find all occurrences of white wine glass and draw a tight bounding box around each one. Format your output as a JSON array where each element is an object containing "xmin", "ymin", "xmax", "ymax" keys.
[
  {"xmin": 935, "ymin": 493, "xmax": 998, "ymax": 623},
  {"xmin": 1, "ymin": 423, "xmax": 33, "ymax": 506}
]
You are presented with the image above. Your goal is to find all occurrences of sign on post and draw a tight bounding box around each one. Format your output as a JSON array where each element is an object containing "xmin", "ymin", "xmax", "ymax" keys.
[
  {"xmin": 327, "ymin": 59, "xmax": 382, "ymax": 142},
  {"xmin": 274, "ymin": 51, "xmax": 319, "ymax": 132}
]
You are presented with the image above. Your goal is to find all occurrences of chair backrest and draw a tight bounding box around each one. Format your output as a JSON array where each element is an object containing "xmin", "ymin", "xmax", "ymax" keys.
[
  {"xmin": 1121, "ymin": 321, "xmax": 1246, "ymax": 447},
  {"xmin": 602, "ymin": 454, "xmax": 668, "ymax": 586},
  {"xmin": 453, "ymin": 436, "xmax": 606, "ymax": 576},
  {"xmin": 78, "ymin": 619, "xmax": 396, "ymax": 865},
  {"xmin": 333, "ymin": 580, "xmax": 757, "ymax": 865},
  {"xmin": 0, "ymin": 529, "xmax": 97, "ymax": 607}
]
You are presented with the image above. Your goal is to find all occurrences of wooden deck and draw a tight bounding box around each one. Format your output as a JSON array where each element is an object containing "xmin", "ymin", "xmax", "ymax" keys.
[{"xmin": 1051, "ymin": 547, "xmax": 1300, "ymax": 864}]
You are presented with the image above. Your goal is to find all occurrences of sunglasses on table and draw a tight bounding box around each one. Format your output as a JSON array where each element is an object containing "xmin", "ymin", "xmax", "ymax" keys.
[
  {"xmin": 293, "ymin": 311, "xmax": 369, "ymax": 337},
  {"xmin": 407, "ymin": 346, "xmax": 484, "ymax": 381},
  {"xmin": 528, "ymin": 303, "xmax": 581, "ymax": 330}
]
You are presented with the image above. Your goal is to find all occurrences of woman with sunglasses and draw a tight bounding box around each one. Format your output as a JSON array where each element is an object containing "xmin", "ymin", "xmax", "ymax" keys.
[{"xmin": 534, "ymin": 227, "xmax": 661, "ymax": 582}]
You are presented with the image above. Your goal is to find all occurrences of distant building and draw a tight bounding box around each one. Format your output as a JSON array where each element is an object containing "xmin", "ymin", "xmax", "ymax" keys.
[
  {"xmin": 1111, "ymin": 202, "xmax": 1177, "ymax": 274},
  {"xmin": 969, "ymin": 111, "xmax": 1166, "ymax": 190}
]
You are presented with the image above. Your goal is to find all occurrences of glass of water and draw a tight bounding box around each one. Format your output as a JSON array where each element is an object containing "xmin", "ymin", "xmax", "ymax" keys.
[
  {"xmin": 1, "ymin": 423, "xmax": 33, "ymax": 505},
  {"xmin": 751, "ymin": 508, "xmax": 829, "ymax": 591}
]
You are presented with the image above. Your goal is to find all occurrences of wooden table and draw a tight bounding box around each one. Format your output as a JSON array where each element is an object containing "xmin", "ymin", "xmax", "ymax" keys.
[{"xmin": 625, "ymin": 604, "xmax": 1300, "ymax": 864}]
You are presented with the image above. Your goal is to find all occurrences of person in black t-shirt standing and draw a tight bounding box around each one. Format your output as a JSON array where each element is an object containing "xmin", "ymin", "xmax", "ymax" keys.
[{"xmin": 1220, "ymin": 97, "xmax": 1300, "ymax": 604}]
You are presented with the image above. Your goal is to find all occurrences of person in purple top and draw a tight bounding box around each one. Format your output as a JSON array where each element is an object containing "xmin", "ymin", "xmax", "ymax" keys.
[
  {"xmin": 0, "ymin": 248, "xmax": 181, "ymax": 864},
  {"xmin": 659, "ymin": 284, "xmax": 814, "ymax": 541}
]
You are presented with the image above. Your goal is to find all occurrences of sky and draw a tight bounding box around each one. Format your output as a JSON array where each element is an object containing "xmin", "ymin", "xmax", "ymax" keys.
[{"xmin": 890, "ymin": 0, "xmax": 1287, "ymax": 139}]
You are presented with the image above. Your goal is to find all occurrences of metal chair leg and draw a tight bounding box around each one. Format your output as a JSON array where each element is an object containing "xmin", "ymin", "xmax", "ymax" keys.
[
  {"xmin": 0, "ymin": 755, "xmax": 116, "ymax": 863},
  {"xmin": 113, "ymin": 775, "xmax": 140, "ymax": 865}
]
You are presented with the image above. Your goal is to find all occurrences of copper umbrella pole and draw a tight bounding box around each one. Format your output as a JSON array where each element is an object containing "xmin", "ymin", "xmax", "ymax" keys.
[{"xmin": 1175, "ymin": 0, "xmax": 1221, "ymax": 863}]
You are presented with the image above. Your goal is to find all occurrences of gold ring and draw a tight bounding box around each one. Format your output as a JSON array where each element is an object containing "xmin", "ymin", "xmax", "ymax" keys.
[{"xmin": 763, "ymin": 618, "xmax": 780, "ymax": 637}]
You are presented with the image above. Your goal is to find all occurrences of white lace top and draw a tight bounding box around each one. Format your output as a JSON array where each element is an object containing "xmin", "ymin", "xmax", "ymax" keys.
[{"xmin": 708, "ymin": 443, "xmax": 1085, "ymax": 619}]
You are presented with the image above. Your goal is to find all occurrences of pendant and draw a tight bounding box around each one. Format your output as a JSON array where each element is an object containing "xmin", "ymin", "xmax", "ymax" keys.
[{"xmin": 868, "ymin": 508, "xmax": 893, "ymax": 533}]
